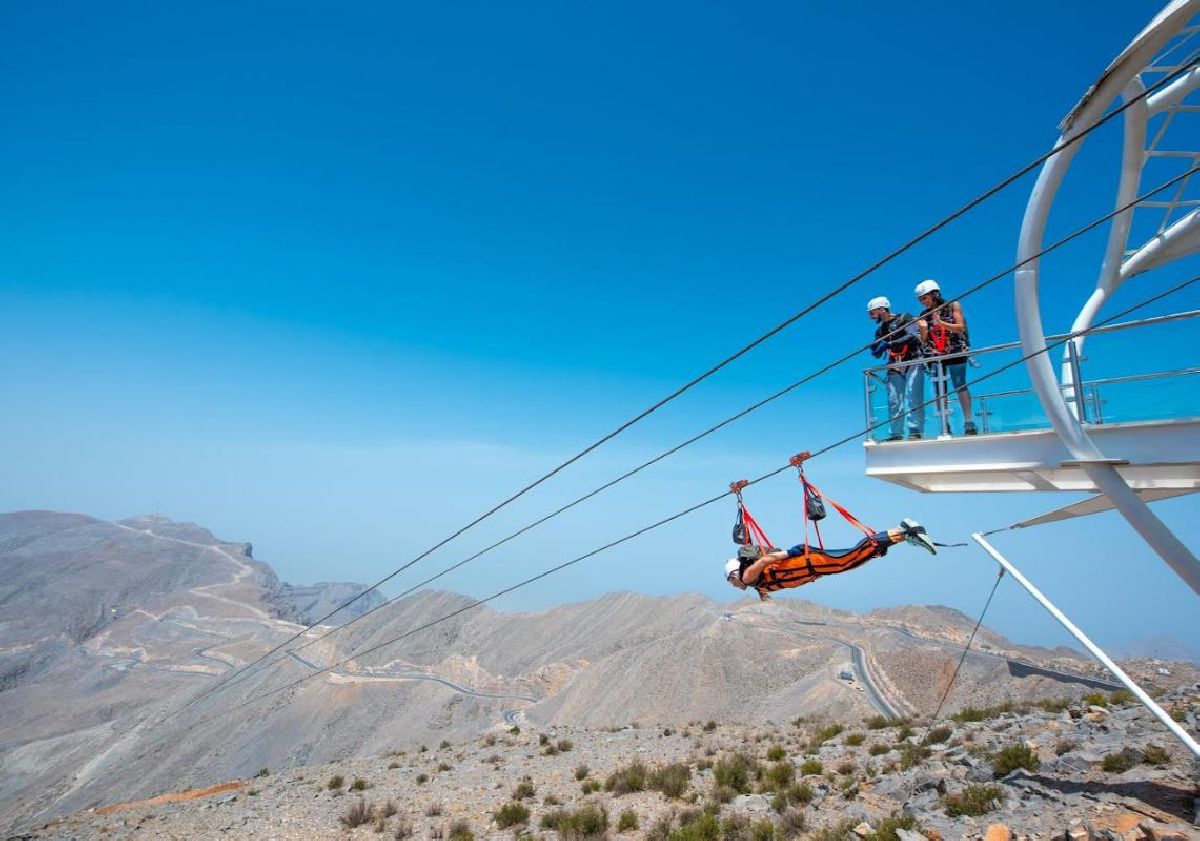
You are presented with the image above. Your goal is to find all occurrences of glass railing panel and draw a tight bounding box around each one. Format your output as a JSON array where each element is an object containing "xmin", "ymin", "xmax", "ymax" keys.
[{"xmin": 1085, "ymin": 370, "xmax": 1200, "ymax": 425}]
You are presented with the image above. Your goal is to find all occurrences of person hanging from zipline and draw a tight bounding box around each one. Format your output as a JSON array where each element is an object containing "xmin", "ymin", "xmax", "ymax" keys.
[{"xmin": 724, "ymin": 453, "xmax": 938, "ymax": 600}]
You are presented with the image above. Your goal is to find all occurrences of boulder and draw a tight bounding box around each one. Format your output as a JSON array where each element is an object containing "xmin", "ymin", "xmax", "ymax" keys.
[{"xmin": 983, "ymin": 824, "xmax": 1012, "ymax": 841}]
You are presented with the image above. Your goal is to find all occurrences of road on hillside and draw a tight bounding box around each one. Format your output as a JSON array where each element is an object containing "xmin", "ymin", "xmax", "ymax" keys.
[
  {"xmin": 286, "ymin": 650, "xmax": 539, "ymax": 707},
  {"xmin": 731, "ymin": 615, "xmax": 903, "ymax": 719}
]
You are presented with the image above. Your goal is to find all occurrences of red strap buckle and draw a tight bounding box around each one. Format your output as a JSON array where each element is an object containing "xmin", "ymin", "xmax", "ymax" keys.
[
  {"xmin": 729, "ymin": 479, "xmax": 749, "ymax": 495},
  {"xmin": 788, "ymin": 451, "xmax": 812, "ymax": 468}
]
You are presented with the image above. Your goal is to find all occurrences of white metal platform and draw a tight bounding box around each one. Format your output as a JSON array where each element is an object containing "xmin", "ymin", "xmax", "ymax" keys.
[{"xmin": 865, "ymin": 417, "xmax": 1200, "ymax": 493}]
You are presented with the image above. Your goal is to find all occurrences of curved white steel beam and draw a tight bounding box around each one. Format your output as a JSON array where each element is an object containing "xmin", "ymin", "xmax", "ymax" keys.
[
  {"xmin": 1120, "ymin": 208, "xmax": 1200, "ymax": 276},
  {"xmin": 1015, "ymin": 0, "xmax": 1200, "ymax": 596},
  {"xmin": 1062, "ymin": 79, "xmax": 1147, "ymax": 391}
]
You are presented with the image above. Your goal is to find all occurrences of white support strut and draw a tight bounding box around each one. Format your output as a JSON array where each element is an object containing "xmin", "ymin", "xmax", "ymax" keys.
[{"xmin": 971, "ymin": 532, "xmax": 1200, "ymax": 758}]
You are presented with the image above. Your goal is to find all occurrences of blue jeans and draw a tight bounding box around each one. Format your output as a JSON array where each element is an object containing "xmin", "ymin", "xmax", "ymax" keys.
[{"xmin": 885, "ymin": 363, "xmax": 925, "ymax": 437}]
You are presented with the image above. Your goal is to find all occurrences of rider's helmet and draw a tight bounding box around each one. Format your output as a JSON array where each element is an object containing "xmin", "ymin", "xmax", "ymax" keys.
[
  {"xmin": 914, "ymin": 279, "xmax": 941, "ymax": 297},
  {"xmin": 866, "ymin": 296, "xmax": 891, "ymax": 312}
]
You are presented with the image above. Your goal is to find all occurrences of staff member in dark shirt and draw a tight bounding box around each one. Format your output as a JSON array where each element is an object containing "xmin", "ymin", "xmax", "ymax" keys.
[{"xmin": 868, "ymin": 296, "xmax": 927, "ymax": 441}]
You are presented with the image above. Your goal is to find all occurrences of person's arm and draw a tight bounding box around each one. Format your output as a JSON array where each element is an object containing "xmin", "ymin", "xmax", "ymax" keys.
[
  {"xmin": 947, "ymin": 301, "xmax": 967, "ymax": 335},
  {"xmin": 739, "ymin": 547, "xmax": 788, "ymax": 585}
]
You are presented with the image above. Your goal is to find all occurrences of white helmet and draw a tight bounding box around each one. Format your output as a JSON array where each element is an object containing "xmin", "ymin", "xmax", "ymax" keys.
[
  {"xmin": 724, "ymin": 558, "xmax": 740, "ymax": 578},
  {"xmin": 866, "ymin": 296, "xmax": 890, "ymax": 311},
  {"xmin": 914, "ymin": 279, "xmax": 941, "ymax": 297}
]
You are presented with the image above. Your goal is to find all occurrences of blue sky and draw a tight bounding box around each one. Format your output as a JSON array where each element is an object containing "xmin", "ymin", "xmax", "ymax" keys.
[{"xmin": 3, "ymin": 1, "xmax": 1197, "ymax": 657}]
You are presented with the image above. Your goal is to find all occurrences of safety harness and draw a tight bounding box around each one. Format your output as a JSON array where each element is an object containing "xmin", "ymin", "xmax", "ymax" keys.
[{"xmin": 730, "ymin": 452, "xmax": 879, "ymax": 596}]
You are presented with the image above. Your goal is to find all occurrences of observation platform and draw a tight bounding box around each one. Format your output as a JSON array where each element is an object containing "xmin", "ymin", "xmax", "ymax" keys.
[{"xmin": 862, "ymin": 312, "xmax": 1200, "ymax": 495}]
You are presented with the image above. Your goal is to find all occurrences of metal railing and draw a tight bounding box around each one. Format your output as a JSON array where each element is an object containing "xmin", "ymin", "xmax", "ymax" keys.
[{"xmin": 863, "ymin": 309, "xmax": 1200, "ymax": 441}]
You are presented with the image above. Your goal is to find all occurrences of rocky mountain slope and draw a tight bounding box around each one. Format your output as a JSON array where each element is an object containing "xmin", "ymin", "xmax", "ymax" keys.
[
  {"xmin": 1, "ymin": 510, "xmax": 1196, "ymax": 838},
  {"xmin": 25, "ymin": 692, "xmax": 1200, "ymax": 840}
]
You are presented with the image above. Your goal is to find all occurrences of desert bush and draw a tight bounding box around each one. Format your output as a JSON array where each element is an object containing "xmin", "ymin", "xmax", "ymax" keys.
[
  {"xmin": 495, "ymin": 802, "xmax": 531, "ymax": 829},
  {"xmin": 425, "ymin": 803, "xmax": 443, "ymax": 817},
  {"xmin": 1055, "ymin": 739, "xmax": 1079, "ymax": 756},
  {"xmin": 761, "ymin": 761, "xmax": 794, "ymax": 792},
  {"xmin": 437, "ymin": 762, "xmax": 451, "ymax": 772},
  {"xmin": 704, "ymin": 720, "xmax": 718, "ymax": 732},
  {"xmin": 807, "ymin": 724, "xmax": 844, "ymax": 751},
  {"xmin": 327, "ymin": 774, "xmax": 344, "ymax": 790},
  {"xmin": 606, "ymin": 760, "xmax": 648, "ymax": 794},
  {"xmin": 992, "ymin": 744, "xmax": 1040, "ymax": 777},
  {"xmin": 769, "ymin": 791, "xmax": 788, "ymax": 814},
  {"xmin": 415, "ymin": 773, "xmax": 429, "ymax": 785},
  {"xmin": 713, "ymin": 752, "xmax": 757, "ymax": 793},
  {"xmin": 388, "ymin": 762, "xmax": 401, "ymax": 769},
  {"xmin": 898, "ymin": 744, "xmax": 930, "ymax": 771},
  {"xmin": 779, "ymin": 807, "xmax": 806, "ymax": 835},
  {"xmin": 1102, "ymin": 750, "xmax": 1135, "ymax": 774},
  {"xmin": 447, "ymin": 818, "xmax": 473, "ymax": 841},
  {"xmin": 806, "ymin": 820, "xmax": 857, "ymax": 841},
  {"xmin": 439, "ymin": 740, "xmax": 450, "ymax": 749},
  {"xmin": 1036, "ymin": 697, "xmax": 1070, "ymax": 713},
  {"xmin": 766, "ymin": 745, "xmax": 786, "ymax": 761},
  {"xmin": 798, "ymin": 758, "xmax": 823, "ymax": 775},
  {"xmin": 419, "ymin": 745, "xmax": 428, "ymax": 753},
  {"xmin": 1109, "ymin": 689, "xmax": 1134, "ymax": 705},
  {"xmin": 869, "ymin": 812, "xmax": 922, "ymax": 841},
  {"xmin": 868, "ymin": 744, "xmax": 890, "ymax": 756},
  {"xmin": 575, "ymin": 763, "xmax": 590, "ymax": 781},
  {"xmin": 1143, "ymin": 744, "xmax": 1170, "ymax": 765},
  {"xmin": 649, "ymin": 762, "xmax": 692, "ymax": 798},
  {"xmin": 544, "ymin": 794, "xmax": 563, "ymax": 806},
  {"xmin": 581, "ymin": 780, "xmax": 601, "ymax": 794},
  {"xmin": 255, "ymin": 767, "xmax": 270, "ymax": 777},
  {"xmin": 341, "ymin": 798, "xmax": 371, "ymax": 828},
  {"xmin": 644, "ymin": 813, "xmax": 674, "ymax": 841},
  {"xmin": 544, "ymin": 804, "xmax": 608, "ymax": 840},
  {"xmin": 864, "ymin": 715, "xmax": 889, "ymax": 730},
  {"xmin": 835, "ymin": 761, "xmax": 854, "ymax": 776},
  {"xmin": 1169, "ymin": 707, "xmax": 1187, "ymax": 722},
  {"xmin": 617, "ymin": 809, "xmax": 638, "ymax": 832},
  {"xmin": 942, "ymin": 783, "xmax": 1003, "ymax": 817},
  {"xmin": 787, "ymin": 781, "xmax": 813, "ymax": 805},
  {"xmin": 844, "ymin": 732, "xmax": 865, "ymax": 747},
  {"xmin": 513, "ymin": 780, "xmax": 536, "ymax": 800},
  {"xmin": 921, "ymin": 726, "xmax": 952, "ymax": 746},
  {"xmin": 668, "ymin": 812, "xmax": 719, "ymax": 841},
  {"xmin": 393, "ymin": 818, "xmax": 413, "ymax": 839},
  {"xmin": 895, "ymin": 724, "xmax": 913, "ymax": 742},
  {"xmin": 350, "ymin": 778, "xmax": 368, "ymax": 792},
  {"xmin": 539, "ymin": 733, "xmax": 550, "ymax": 745},
  {"xmin": 557, "ymin": 739, "xmax": 574, "ymax": 752},
  {"xmin": 709, "ymin": 783, "xmax": 736, "ymax": 804},
  {"xmin": 1082, "ymin": 692, "xmax": 1109, "ymax": 708},
  {"xmin": 482, "ymin": 733, "xmax": 497, "ymax": 747}
]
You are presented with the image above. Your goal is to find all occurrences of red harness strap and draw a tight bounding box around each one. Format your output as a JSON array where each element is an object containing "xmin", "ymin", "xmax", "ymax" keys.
[{"xmin": 789, "ymin": 452, "xmax": 875, "ymax": 561}]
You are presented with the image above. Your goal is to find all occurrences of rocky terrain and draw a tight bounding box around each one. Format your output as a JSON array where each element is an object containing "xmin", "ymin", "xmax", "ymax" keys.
[
  {"xmin": 23, "ymin": 690, "xmax": 1200, "ymax": 840},
  {"xmin": 1, "ymin": 510, "xmax": 1197, "ymax": 839}
]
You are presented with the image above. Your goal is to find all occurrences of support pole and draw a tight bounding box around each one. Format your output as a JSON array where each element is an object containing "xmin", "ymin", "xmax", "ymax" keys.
[{"xmin": 971, "ymin": 532, "xmax": 1200, "ymax": 758}]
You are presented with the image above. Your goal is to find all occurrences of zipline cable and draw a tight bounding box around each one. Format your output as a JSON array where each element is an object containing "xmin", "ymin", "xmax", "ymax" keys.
[
  {"xmin": 168, "ymin": 57, "xmax": 1198, "ymax": 719},
  {"xmin": 156, "ymin": 163, "xmax": 1200, "ymax": 718},
  {"xmin": 161, "ymin": 161, "xmax": 1200, "ymax": 723},
  {"xmin": 181, "ymin": 273, "xmax": 1200, "ymax": 730}
]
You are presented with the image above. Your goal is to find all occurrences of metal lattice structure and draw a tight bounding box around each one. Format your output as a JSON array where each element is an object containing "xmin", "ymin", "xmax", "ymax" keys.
[{"xmin": 1015, "ymin": 0, "xmax": 1200, "ymax": 595}]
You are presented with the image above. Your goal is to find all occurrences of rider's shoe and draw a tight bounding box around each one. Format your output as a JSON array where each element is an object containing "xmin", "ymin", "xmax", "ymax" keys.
[{"xmin": 899, "ymin": 518, "xmax": 937, "ymax": 555}]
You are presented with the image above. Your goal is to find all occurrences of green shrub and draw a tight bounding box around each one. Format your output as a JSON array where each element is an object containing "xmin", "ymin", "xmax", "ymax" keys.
[
  {"xmin": 806, "ymin": 820, "xmax": 857, "ymax": 841},
  {"xmin": 798, "ymin": 758, "xmax": 823, "ymax": 775},
  {"xmin": 350, "ymin": 778, "xmax": 367, "ymax": 791},
  {"xmin": 513, "ymin": 780, "xmax": 536, "ymax": 800},
  {"xmin": 835, "ymin": 761, "xmax": 854, "ymax": 776},
  {"xmin": 580, "ymin": 780, "xmax": 601, "ymax": 794},
  {"xmin": 1082, "ymin": 692, "xmax": 1109, "ymax": 708},
  {"xmin": 439, "ymin": 740, "xmax": 451, "ymax": 750},
  {"xmin": 899, "ymin": 744, "xmax": 930, "ymax": 771},
  {"xmin": 544, "ymin": 794, "xmax": 562, "ymax": 806},
  {"xmin": 769, "ymin": 791, "xmax": 787, "ymax": 813},
  {"xmin": 709, "ymin": 783, "xmax": 736, "ymax": 804},
  {"xmin": 649, "ymin": 762, "xmax": 691, "ymax": 798},
  {"xmin": 780, "ymin": 807, "xmax": 806, "ymax": 835},
  {"xmin": 704, "ymin": 720, "xmax": 718, "ymax": 732},
  {"xmin": 447, "ymin": 818, "xmax": 473, "ymax": 841},
  {"xmin": 844, "ymin": 732, "xmax": 865, "ymax": 747},
  {"xmin": 895, "ymin": 724, "xmax": 913, "ymax": 742},
  {"xmin": 1143, "ymin": 744, "xmax": 1170, "ymax": 765},
  {"xmin": 437, "ymin": 762, "xmax": 451, "ymax": 772},
  {"xmin": 605, "ymin": 760, "xmax": 648, "ymax": 794},
  {"xmin": 713, "ymin": 752, "xmax": 757, "ymax": 793},
  {"xmin": 495, "ymin": 803, "xmax": 530, "ymax": 828},
  {"xmin": 415, "ymin": 773, "xmax": 429, "ymax": 785},
  {"xmin": 1102, "ymin": 751, "xmax": 1135, "ymax": 774},
  {"xmin": 807, "ymin": 724, "xmax": 844, "ymax": 751},
  {"xmin": 1169, "ymin": 707, "xmax": 1187, "ymax": 723},
  {"xmin": 922, "ymin": 726, "xmax": 952, "ymax": 746},
  {"xmin": 617, "ymin": 809, "xmax": 638, "ymax": 832},
  {"xmin": 1108, "ymin": 689, "xmax": 1134, "ymax": 705},
  {"xmin": 1036, "ymin": 697, "xmax": 1070, "ymax": 713},
  {"xmin": 788, "ymin": 781, "xmax": 813, "ymax": 805},
  {"xmin": 326, "ymin": 774, "xmax": 344, "ymax": 790},
  {"xmin": 544, "ymin": 805, "xmax": 608, "ymax": 840},
  {"xmin": 992, "ymin": 744, "xmax": 1040, "ymax": 777},
  {"xmin": 760, "ymin": 761, "xmax": 794, "ymax": 792},
  {"xmin": 864, "ymin": 715, "xmax": 889, "ymax": 730},
  {"xmin": 952, "ymin": 703, "xmax": 1017, "ymax": 723},
  {"xmin": 574, "ymin": 763, "xmax": 590, "ymax": 781},
  {"xmin": 943, "ymin": 783, "xmax": 1003, "ymax": 817},
  {"xmin": 255, "ymin": 767, "xmax": 270, "ymax": 777},
  {"xmin": 766, "ymin": 745, "xmax": 786, "ymax": 761},
  {"xmin": 868, "ymin": 812, "xmax": 921, "ymax": 841},
  {"xmin": 340, "ymin": 798, "xmax": 370, "ymax": 828},
  {"xmin": 667, "ymin": 812, "xmax": 719, "ymax": 841},
  {"xmin": 868, "ymin": 744, "xmax": 890, "ymax": 756}
]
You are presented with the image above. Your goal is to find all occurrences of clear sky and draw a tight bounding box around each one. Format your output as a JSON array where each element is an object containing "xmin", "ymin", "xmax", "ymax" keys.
[{"xmin": 3, "ymin": 1, "xmax": 1197, "ymax": 658}]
